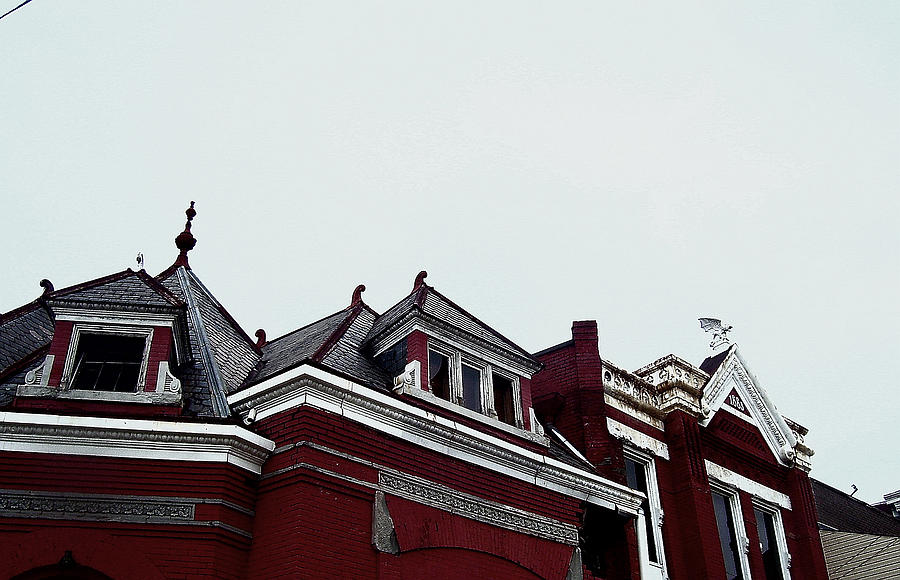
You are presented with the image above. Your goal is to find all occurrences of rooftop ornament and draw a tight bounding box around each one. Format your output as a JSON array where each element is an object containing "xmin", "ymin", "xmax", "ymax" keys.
[
  {"xmin": 413, "ymin": 270, "xmax": 428, "ymax": 291},
  {"xmin": 351, "ymin": 284, "xmax": 366, "ymax": 306},
  {"xmin": 699, "ymin": 317, "xmax": 733, "ymax": 350},
  {"xmin": 40, "ymin": 279, "xmax": 54, "ymax": 296},
  {"xmin": 174, "ymin": 201, "xmax": 197, "ymax": 268},
  {"xmin": 255, "ymin": 329, "xmax": 267, "ymax": 348}
]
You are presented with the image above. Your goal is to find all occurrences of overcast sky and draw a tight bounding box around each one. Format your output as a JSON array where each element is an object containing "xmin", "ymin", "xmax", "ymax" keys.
[{"xmin": 2, "ymin": 2, "xmax": 897, "ymax": 503}]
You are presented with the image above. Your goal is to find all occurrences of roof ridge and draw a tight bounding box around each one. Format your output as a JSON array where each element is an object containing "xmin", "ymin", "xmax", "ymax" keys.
[
  {"xmin": 0, "ymin": 300, "xmax": 41, "ymax": 322},
  {"xmin": 46, "ymin": 269, "xmax": 133, "ymax": 299},
  {"xmin": 311, "ymin": 304, "xmax": 365, "ymax": 362},
  {"xmin": 182, "ymin": 269, "xmax": 260, "ymax": 354},
  {"xmin": 134, "ymin": 269, "xmax": 184, "ymax": 307}
]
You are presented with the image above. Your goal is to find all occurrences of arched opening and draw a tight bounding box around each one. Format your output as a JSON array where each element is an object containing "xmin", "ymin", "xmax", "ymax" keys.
[{"xmin": 12, "ymin": 551, "xmax": 113, "ymax": 580}]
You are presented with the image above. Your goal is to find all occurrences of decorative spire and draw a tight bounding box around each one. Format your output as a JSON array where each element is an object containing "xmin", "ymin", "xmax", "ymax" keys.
[
  {"xmin": 40, "ymin": 279, "xmax": 54, "ymax": 295},
  {"xmin": 255, "ymin": 329, "xmax": 267, "ymax": 348},
  {"xmin": 413, "ymin": 270, "xmax": 428, "ymax": 291},
  {"xmin": 351, "ymin": 284, "xmax": 366, "ymax": 306},
  {"xmin": 173, "ymin": 201, "xmax": 197, "ymax": 268}
]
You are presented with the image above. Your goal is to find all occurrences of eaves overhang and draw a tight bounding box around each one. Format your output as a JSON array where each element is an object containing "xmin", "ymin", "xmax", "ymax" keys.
[{"xmin": 227, "ymin": 363, "xmax": 642, "ymax": 515}]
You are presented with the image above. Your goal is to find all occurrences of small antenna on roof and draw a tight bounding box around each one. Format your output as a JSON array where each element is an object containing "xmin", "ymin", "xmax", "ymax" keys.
[
  {"xmin": 136, "ymin": 252, "xmax": 144, "ymax": 270},
  {"xmin": 699, "ymin": 317, "xmax": 733, "ymax": 350}
]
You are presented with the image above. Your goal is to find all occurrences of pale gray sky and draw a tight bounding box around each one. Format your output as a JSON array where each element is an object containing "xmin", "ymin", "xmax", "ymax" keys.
[{"xmin": 2, "ymin": 2, "xmax": 898, "ymax": 503}]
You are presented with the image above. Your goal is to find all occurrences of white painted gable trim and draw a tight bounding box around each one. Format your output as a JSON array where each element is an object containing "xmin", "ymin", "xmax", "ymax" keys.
[
  {"xmin": 0, "ymin": 412, "xmax": 275, "ymax": 473},
  {"xmin": 701, "ymin": 346, "xmax": 797, "ymax": 466},
  {"xmin": 228, "ymin": 364, "xmax": 643, "ymax": 515}
]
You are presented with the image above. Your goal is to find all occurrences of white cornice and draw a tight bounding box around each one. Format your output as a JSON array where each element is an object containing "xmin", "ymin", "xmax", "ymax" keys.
[
  {"xmin": 228, "ymin": 364, "xmax": 643, "ymax": 514},
  {"xmin": 0, "ymin": 412, "xmax": 274, "ymax": 474}
]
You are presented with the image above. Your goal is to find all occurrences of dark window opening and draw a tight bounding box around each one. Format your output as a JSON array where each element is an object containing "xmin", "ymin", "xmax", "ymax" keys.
[
  {"xmin": 712, "ymin": 491, "xmax": 744, "ymax": 580},
  {"xmin": 461, "ymin": 364, "xmax": 481, "ymax": 412},
  {"xmin": 624, "ymin": 458, "xmax": 659, "ymax": 563},
  {"xmin": 492, "ymin": 373, "xmax": 515, "ymax": 425},
  {"xmin": 428, "ymin": 351, "xmax": 451, "ymax": 401},
  {"xmin": 71, "ymin": 334, "xmax": 145, "ymax": 392},
  {"xmin": 581, "ymin": 504, "xmax": 633, "ymax": 579},
  {"xmin": 754, "ymin": 508, "xmax": 784, "ymax": 580}
]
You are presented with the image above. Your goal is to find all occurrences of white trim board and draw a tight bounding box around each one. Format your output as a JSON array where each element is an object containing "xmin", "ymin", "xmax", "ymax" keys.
[
  {"xmin": 705, "ymin": 460, "xmax": 792, "ymax": 510},
  {"xmin": 228, "ymin": 364, "xmax": 643, "ymax": 514},
  {"xmin": 0, "ymin": 412, "xmax": 275, "ymax": 474}
]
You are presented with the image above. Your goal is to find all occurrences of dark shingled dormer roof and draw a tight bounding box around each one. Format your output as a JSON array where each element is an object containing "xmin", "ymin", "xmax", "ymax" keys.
[
  {"xmin": 700, "ymin": 344, "xmax": 733, "ymax": 376},
  {"xmin": 243, "ymin": 300, "xmax": 390, "ymax": 391},
  {"xmin": 812, "ymin": 479, "xmax": 900, "ymax": 537},
  {"xmin": 366, "ymin": 279, "xmax": 540, "ymax": 372},
  {"xmin": 0, "ymin": 302, "xmax": 55, "ymax": 405},
  {"xmin": 45, "ymin": 269, "xmax": 183, "ymax": 312}
]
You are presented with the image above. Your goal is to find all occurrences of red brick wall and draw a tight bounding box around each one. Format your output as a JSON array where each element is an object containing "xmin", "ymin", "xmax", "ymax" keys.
[{"xmin": 46, "ymin": 320, "xmax": 74, "ymax": 387}]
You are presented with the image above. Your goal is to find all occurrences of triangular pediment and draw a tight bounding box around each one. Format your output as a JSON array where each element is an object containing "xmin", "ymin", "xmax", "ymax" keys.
[{"xmin": 700, "ymin": 345, "xmax": 797, "ymax": 466}]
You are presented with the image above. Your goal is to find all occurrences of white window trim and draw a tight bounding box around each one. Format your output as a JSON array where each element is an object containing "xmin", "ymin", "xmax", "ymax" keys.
[
  {"xmin": 428, "ymin": 343, "xmax": 524, "ymax": 430},
  {"xmin": 709, "ymin": 480, "xmax": 753, "ymax": 580},
  {"xmin": 61, "ymin": 323, "xmax": 154, "ymax": 391},
  {"xmin": 624, "ymin": 447, "xmax": 668, "ymax": 580},
  {"xmin": 751, "ymin": 498, "xmax": 792, "ymax": 579}
]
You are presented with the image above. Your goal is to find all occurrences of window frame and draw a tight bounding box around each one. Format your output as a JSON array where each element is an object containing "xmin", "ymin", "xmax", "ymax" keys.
[
  {"xmin": 623, "ymin": 447, "xmax": 667, "ymax": 577},
  {"xmin": 62, "ymin": 323, "xmax": 153, "ymax": 392},
  {"xmin": 709, "ymin": 480, "xmax": 752, "ymax": 580},
  {"xmin": 751, "ymin": 499, "xmax": 791, "ymax": 580},
  {"xmin": 426, "ymin": 342, "xmax": 524, "ymax": 429}
]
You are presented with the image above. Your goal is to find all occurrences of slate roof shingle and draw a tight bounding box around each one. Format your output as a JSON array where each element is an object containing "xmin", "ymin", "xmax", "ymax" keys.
[{"xmin": 812, "ymin": 478, "xmax": 900, "ymax": 537}]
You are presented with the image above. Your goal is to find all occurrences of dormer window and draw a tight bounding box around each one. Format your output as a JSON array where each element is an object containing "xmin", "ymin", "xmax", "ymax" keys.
[
  {"xmin": 63, "ymin": 325, "xmax": 153, "ymax": 391},
  {"xmin": 427, "ymin": 344, "xmax": 523, "ymax": 428},
  {"xmin": 71, "ymin": 334, "xmax": 147, "ymax": 392}
]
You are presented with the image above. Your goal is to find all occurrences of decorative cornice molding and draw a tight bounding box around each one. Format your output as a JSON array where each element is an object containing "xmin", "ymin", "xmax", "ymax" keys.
[
  {"xmin": 379, "ymin": 471, "xmax": 580, "ymax": 545},
  {"xmin": 228, "ymin": 365, "xmax": 642, "ymax": 514},
  {"xmin": 0, "ymin": 412, "xmax": 274, "ymax": 474},
  {"xmin": 607, "ymin": 418, "xmax": 669, "ymax": 460}
]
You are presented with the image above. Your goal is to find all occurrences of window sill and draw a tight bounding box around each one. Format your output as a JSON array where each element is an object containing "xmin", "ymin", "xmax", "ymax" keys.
[
  {"xmin": 16, "ymin": 385, "xmax": 181, "ymax": 405},
  {"xmin": 395, "ymin": 381, "xmax": 548, "ymax": 446}
]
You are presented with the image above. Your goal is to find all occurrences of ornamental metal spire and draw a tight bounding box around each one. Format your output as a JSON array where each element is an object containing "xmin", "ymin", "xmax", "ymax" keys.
[{"xmin": 173, "ymin": 201, "xmax": 197, "ymax": 268}]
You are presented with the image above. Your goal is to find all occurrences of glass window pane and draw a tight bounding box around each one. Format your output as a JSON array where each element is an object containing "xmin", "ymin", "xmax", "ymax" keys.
[
  {"xmin": 712, "ymin": 491, "xmax": 743, "ymax": 580},
  {"xmin": 461, "ymin": 364, "xmax": 481, "ymax": 411},
  {"xmin": 71, "ymin": 334, "xmax": 144, "ymax": 392},
  {"xmin": 625, "ymin": 458, "xmax": 658, "ymax": 563},
  {"xmin": 492, "ymin": 373, "xmax": 515, "ymax": 425},
  {"xmin": 754, "ymin": 508, "xmax": 784, "ymax": 580},
  {"xmin": 428, "ymin": 351, "xmax": 451, "ymax": 401}
]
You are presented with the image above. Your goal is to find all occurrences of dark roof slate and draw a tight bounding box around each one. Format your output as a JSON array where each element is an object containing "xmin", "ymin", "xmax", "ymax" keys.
[
  {"xmin": 367, "ymin": 284, "xmax": 538, "ymax": 367},
  {"xmin": 244, "ymin": 303, "xmax": 390, "ymax": 391},
  {"xmin": 700, "ymin": 346, "xmax": 732, "ymax": 375},
  {"xmin": 49, "ymin": 269, "xmax": 182, "ymax": 310},
  {"xmin": 157, "ymin": 266, "xmax": 259, "ymax": 417},
  {"xmin": 0, "ymin": 303, "xmax": 53, "ymax": 376},
  {"xmin": 812, "ymin": 479, "xmax": 900, "ymax": 537}
]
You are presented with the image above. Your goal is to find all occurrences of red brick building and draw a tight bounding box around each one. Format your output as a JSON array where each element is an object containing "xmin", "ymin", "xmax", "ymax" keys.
[{"xmin": 0, "ymin": 205, "xmax": 827, "ymax": 579}]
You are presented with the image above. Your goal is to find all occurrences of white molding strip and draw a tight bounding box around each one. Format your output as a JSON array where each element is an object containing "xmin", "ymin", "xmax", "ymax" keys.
[
  {"xmin": 0, "ymin": 412, "xmax": 275, "ymax": 474},
  {"xmin": 705, "ymin": 460, "xmax": 792, "ymax": 510},
  {"xmin": 229, "ymin": 364, "xmax": 642, "ymax": 514},
  {"xmin": 607, "ymin": 418, "xmax": 670, "ymax": 460}
]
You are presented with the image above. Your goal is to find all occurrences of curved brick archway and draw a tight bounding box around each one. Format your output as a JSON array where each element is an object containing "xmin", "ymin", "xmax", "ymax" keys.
[{"xmin": 0, "ymin": 528, "xmax": 166, "ymax": 580}]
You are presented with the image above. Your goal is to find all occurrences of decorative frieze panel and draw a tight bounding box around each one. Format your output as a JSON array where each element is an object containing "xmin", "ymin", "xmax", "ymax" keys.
[
  {"xmin": 379, "ymin": 471, "xmax": 580, "ymax": 545},
  {"xmin": 0, "ymin": 489, "xmax": 195, "ymax": 523},
  {"xmin": 602, "ymin": 363, "xmax": 660, "ymax": 410},
  {"xmin": 634, "ymin": 354, "xmax": 708, "ymax": 391}
]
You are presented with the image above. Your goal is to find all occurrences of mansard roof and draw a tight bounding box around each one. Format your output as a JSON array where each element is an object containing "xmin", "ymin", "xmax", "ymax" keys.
[
  {"xmin": 243, "ymin": 300, "xmax": 390, "ymax": 391},
  {"xmin": 0, "ymin": 302, "xmax": 54, "ymax": 404},
  {"xmin": 367, "ymin": 279, "xmax": 541, "ymax": 373}
]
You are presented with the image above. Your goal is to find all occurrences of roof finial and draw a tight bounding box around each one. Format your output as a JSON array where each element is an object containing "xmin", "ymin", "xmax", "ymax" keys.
[
  {"xmin": 255, "ymin": 329, "xmax": 267, "ymax": 348},
  {"xmin": 413, "ymin": 270, "xmax": 428, "ymax": 291},
  {"xmin": 174, "ymin": 201, "xmax": 197, "ymax": 268},
  {"xmin": 40, "ymin": 279, "xmax": 54, "ymax": 295},
  {"xmin": 351, "ymin": 284, "xmax": 366, "ymax": 306}
]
